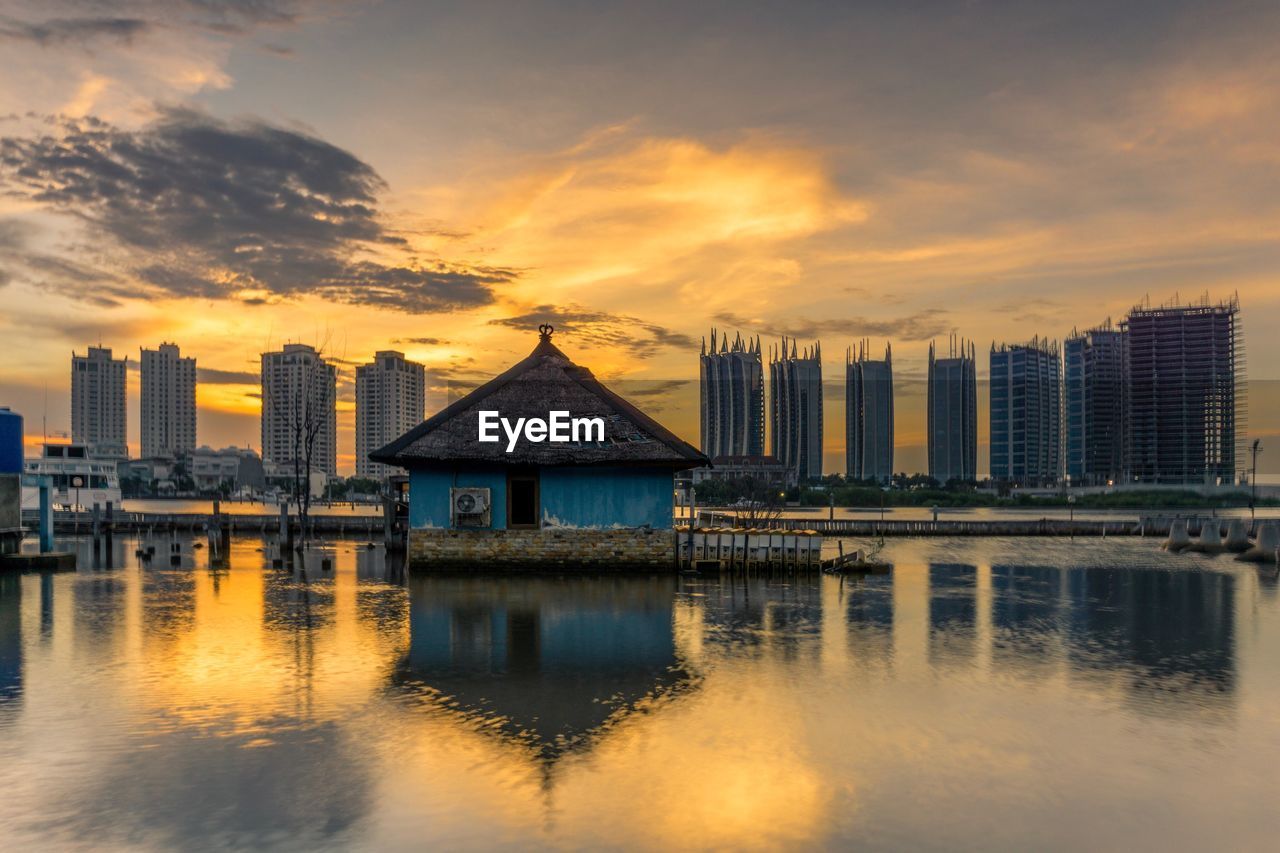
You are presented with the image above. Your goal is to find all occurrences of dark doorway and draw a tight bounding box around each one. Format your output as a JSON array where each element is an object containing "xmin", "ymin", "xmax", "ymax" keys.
[{"xmin": 507, "ymin": 471, "xmax": 540, "ymax": 528}]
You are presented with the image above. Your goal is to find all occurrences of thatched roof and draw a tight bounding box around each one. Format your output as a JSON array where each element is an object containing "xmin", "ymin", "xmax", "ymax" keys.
[{"xmin": 371, "ymin": 327, "xmax": 709, "ymax": 469}]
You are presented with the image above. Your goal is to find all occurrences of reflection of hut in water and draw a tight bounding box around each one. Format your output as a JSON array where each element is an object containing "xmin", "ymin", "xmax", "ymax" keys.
[
  {"xmin": 928, "ymin": 564, "xmax": 978, "ymax": 664},
  {"xmin": 1, "ymin": 574, "xmax": 21, "ymax": 711},
  {"xmin": 390, "ymin": 575, "xmax": 697, "ymax": 762}
]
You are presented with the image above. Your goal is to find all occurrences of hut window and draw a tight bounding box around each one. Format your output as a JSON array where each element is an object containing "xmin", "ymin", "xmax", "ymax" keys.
[{"xmin": 507, "ymin": 471, "xmax": 540, "ymax": 528}]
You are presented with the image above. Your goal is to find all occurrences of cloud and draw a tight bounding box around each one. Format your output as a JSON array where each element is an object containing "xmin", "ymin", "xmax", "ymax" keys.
[
  {"xmin": 712, "ymin": 309, "xmax": 952, "ymax": 344},
  {"xmin": 1, "ymin": 1, "xmax": 332, "ymax": 43},
  {"xmin": 488, "ymin": 303, "xmax": 693, "ymax": 359},
  {"xmin": 0, "ymin": 217, "xmax": 125, "ymax": 306},
  {"xmin": 1000, "ymin": 297, "xmax": 1071, "ymax": 328},
  {"xmin": 0, "ymin": 17, "xmax": 150, "ymax": 47},
  {"xmin": 608, "ymin": 378, "xmax": 692, "ymax": 413},
  {"xmin": 392, "ymin": 337, "xmax": 447, "ymax": 346},
  {"xmin": 197, "ymin": 367, "xmax": 258, "ymax": 384},
  {"xmin": 0, "ymin": 110, "xmax": 514, "ymax": 312}
]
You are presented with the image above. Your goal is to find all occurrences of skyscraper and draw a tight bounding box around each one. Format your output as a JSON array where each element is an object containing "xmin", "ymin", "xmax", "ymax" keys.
[
  {"xmin": 927, "ymin": 338, "xmax": 977, "ymax": 484},
  {"xmin": 699, "ymin": 329, "xmax": 765, "ymax": 458},
  {"xmin": 261, "ymin": 344, "xmax": 338, "ymax": 479},
  {"xmin": 770, "ymin": 338, "xmax": 823, "ymax": 482},
  {"xmin": 1064, "ymin": 320, "xmax": 1126, "ymax": 486},
  {"xmin": 1124, "ymin": 296, "xmax": 1241, "ymax": 485},
  {"xmin": 356, "ymin": 350, "xmax": 426, "ymax": 480},
  {"xmin": 846, "ymin": 341, "xmax": 893, "ymax": 484},
  {"xmin": 990, "ymin": 337, "xmax": 1062, "ymax": 487},
  {"xmin": 71, "ymin": 346, "xmax": 128, "ymax": 459},
  {"xmin": 140, "ymin": 343, "xmax": 197, "ymax": 459}
]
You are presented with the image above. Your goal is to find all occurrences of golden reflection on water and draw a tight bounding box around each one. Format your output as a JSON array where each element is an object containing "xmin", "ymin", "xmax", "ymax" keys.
[{"xmin": 1, "ymin": 536, "xmax": 1279, "ymax": 850}]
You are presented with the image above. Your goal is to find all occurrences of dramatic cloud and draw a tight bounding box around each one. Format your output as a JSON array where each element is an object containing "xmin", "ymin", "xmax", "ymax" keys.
[
  {"xmin": 1, "ymin": 1, "xmax": 330, "ymax": 41},
  {"xmin": 489, "ymin": 304, "xmax": 693, "ymax": 359},
  {"xmin": 0, "ymin": 17, "xmax": 150, "ymax": 46},
  {"xmin": 712, "ymin": 309, "xmax": 953, "ymax": 344},
  {"xmin": 0, "ymin": 110, "xmax": 514, "ymax": 311},
  {"xmin": 0, "ymin": 217, "xmax": 124, "ymax": 306}
]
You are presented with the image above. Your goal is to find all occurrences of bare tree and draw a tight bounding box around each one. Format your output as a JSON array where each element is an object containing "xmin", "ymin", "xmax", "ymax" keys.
[
  {"xmin": 298, "ymin": 352, "xmax": 334, "ymax": 542},
  {"xmin": 267, "ymin": 334, "xmax": 335, "ymax": 547},
  {"xmin": 731, "ymin": 476, "xmax": 786, "ymax": 527}
]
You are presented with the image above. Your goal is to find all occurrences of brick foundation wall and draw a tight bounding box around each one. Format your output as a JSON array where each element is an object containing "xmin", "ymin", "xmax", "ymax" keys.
[{"xmin": 407, "ymin": 527, "xmax": 676, "ymax": 571}]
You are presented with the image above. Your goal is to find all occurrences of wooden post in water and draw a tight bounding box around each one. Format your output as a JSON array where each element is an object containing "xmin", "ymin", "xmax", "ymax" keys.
[
  {"xmin": 37, "ymin": 476, "xmax": 54, "ymax": 553},
  {"xmin": 382, "ymin": 495, "xmax": 396, "ymax": 551},
  {"xmin": 279, "ymin": 501, "xmax": 291, "ymax": 557},
  {"xmin": 91, "ymin": 503, "xmax": 101, "ymax": 558},
  {"xmin": 103, "ymin": 501, "xmax": 114, "ymax": 568},
  {"xmin": 687, "ymin": 486, "xmax": 697, "ymax": 569},
  {"xmin": 209, "ymin": 500, "xmax": 230, "ymax": 566}
]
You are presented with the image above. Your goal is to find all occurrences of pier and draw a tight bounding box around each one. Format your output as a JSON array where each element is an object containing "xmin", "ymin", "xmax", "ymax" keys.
[
  {"xmin": 679, "ymin": 515, "xmax": 1248, "ymax": 538},
  {"xmin": 21, "ymin": 508, "xmax": 387, "ymax": 537}
]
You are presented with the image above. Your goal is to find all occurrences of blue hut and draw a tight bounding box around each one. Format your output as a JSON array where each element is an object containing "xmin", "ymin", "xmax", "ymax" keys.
[{"xmin": 371, "ymin": 325, "xmax": 708, "ymax": 569}]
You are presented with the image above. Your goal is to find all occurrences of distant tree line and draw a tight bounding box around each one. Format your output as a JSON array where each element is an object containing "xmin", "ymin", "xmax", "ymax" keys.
[{"xmin": 695, "ymin": 473, "xmax": 1278, "ymax": 509}]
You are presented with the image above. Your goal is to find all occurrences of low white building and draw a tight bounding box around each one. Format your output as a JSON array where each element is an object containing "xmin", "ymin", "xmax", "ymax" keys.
[{"xmin": 189, "ymin": 446, "xmax": 265, "ymax": 493}]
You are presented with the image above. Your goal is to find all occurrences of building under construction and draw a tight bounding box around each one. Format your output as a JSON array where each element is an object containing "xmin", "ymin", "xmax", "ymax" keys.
[
  {"xmin": 1123, "ymin": 295, "xmax": 1243, "ymax": 485},
  {"xmin": 990, "ymin": 337, "xmax": 1061, "ymax": 487},
  {"xmin": 1064, "ymin": 320, "xmax": 1127, "ymax": 486}
]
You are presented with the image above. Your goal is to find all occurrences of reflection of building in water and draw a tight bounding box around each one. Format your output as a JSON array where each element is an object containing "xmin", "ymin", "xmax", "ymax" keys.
[
  {"xmin": 991, "ymin": 565, "xmax": 1063, "ymax": 673},
  {"xmin": 692, "ymin": 577, "xmax": 824, "ymax": 661},
  {"xmin": 141, "ymin": 565, "xmax": 197, "ymax": 646},
  {"xmin": 74, "ymin": 574, "xmax": 129, "ymax": 653},
  {"xmin": 261, "ymin": 559, "xmax": 338, "ymax": 634},
  {"xmin": 1061, "ymin": 567, "xmax": 1235, "ymax": 713},
  {"xmin": 845, "ymin": 576, "xmax": 894, "ymax": 665},
  {"xmin": 0, "ymin": 574, "xmax": 21, "ymax": 711},
  {"xmin": 392, "ymin": 576, "xmax": 694, "ymax": 762},
  {"xmin": 928, "ymin": 564, "xmax": 978, "ymax": 665},
  {"xmin": 355, "ymin": 546, "xmax": 408, "ymax": 634}
]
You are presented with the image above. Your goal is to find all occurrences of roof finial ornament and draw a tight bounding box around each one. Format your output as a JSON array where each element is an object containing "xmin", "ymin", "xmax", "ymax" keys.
[{"xmin": 538, "ymin": 323, "xmax": 554, "ymax": 341}]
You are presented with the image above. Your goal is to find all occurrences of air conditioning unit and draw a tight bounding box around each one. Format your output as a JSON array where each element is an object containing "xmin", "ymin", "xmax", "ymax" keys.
[{"xmin": 451, "ymin": 487, "xmax": 492, "ymax": 528}]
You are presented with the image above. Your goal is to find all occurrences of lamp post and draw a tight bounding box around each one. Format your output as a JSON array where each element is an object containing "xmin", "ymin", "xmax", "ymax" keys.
[
  {"xmin": 1250, "ymin": 439, "xmax": 1262, "ymax": 528},
  {"xmin": 72, "ymin": 475, "xmax": 83, "ymax": 536}
]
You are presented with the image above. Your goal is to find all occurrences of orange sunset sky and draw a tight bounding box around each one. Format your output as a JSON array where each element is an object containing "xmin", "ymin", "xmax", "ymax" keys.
[{"xmin": 1, "ymin": 0, "xmax": 1279, "ymax": 475}]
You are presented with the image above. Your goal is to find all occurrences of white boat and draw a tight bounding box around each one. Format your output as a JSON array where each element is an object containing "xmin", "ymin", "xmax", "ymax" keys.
[{"xmin": 21, "ymin": 443, "xmax": 123, "ymax": 510}]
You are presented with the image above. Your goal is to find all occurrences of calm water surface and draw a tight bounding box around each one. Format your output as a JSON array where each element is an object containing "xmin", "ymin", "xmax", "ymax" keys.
[{"xmin": 2, "ymin": 536, "xmax": 1279, "ymax": 851}]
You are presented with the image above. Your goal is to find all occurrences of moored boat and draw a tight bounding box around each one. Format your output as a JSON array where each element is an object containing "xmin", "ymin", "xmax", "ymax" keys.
[{"xmin": 21, "ymin": 443, "xmax": 122, "ymax": 510}]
